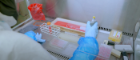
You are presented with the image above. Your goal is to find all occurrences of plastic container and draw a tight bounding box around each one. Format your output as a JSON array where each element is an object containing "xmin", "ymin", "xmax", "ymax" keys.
[
  {"xmin": 40, "ymin": 23, "xmax": 60, "ymax": 37},
  {"xmin": 135, "ymin": 38, "xmax": 140, "ymax": 58},
  {"xmin": 95, "ymin": 44, "xmax": 112, "ymax": 60},
  {"xmin": 90, "ymin": 16, "xmax": 96, "ymax": 26},
  {"xmin": 108, "ymin": 30, "xmax": 122, "ymax": 43}
]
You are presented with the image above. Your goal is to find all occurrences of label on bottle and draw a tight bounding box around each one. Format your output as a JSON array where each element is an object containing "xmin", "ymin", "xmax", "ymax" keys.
[{"xmin": 113, "ymin": 31, "xmax": 121, "ymax": 38}]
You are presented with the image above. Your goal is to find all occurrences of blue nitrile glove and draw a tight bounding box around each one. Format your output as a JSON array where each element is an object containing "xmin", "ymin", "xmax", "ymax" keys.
[
  {"xmin": 35, "ymin": 33, "xmax": 46, "ymax": 43},
  {"xmin": 25, "ymin": 31, "xmax": 45, "ymax": 44},
  {"xmin": 69, "ymin": 21, "xmax": 99, "ymax": 60},
  {"xmin": 85, "ymin": 21, "xmax": 98, "ymax": 38},
  {"xmin": 25, "ymin": 31, "xmax": 37, "ymax": 41}
]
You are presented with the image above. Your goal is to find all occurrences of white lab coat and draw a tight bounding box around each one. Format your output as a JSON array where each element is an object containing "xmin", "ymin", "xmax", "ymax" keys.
[
  {"xmin": 0, "ymin": 27, "xmax": 57, "ymax": 60},
  {"xmin": 0, "ymin": 13, "xmax": 57, "ymax": 60}
]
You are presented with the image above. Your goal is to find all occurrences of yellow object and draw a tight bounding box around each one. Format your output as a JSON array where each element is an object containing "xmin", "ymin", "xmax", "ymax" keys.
[
  {"xmin": 108, "ymin": 30, "xmax": 122, "ymax": 43},
  {"xmin": 47, "ymin": 22, "xmax": 51, "ymax": 25},
  {"xmin": 111, "ymin": 49, "xmax": 121, "ymax": 58},
  {"xmin": 93, "ymin": 16, "xmax": 95, "ymax": 19}
]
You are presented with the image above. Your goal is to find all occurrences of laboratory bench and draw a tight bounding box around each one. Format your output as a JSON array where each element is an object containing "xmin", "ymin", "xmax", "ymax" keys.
[{"xmin": 14, "ymin": 18, "xmax": 134, "ymax": 60}]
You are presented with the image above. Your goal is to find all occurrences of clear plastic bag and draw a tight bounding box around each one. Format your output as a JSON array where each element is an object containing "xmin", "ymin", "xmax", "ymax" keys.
[{"xmin": 28, "ymin": 3, "xmax": 46, "ymax": 20}]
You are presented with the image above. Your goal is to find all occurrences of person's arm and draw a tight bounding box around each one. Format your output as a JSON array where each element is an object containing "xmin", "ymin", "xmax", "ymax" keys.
[
  {"xmin": 0, "ymin": 24, "xmax": 57, "ymax": 60},
  {"xmin": 70, "ymin": 21, "xmax": 99, "ymax": 60}
]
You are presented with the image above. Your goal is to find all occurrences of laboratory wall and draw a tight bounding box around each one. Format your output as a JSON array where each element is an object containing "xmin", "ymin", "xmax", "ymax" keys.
[{"xmin": 15, "ymin": 0, "xmax": 140, "ymax": 34}]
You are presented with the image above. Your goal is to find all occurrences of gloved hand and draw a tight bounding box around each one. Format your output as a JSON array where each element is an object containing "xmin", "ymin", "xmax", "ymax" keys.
[
  {"xmin": 70, "ymin": 21, "xmax": 99, "ymax": 60},
  {"xmin": 25, "ymin": 31, "xmax": 46, "ymax": 44},
  {"xmin": 85, "ymin": 21, "xmax": 98, "ymax": 38},
  {"xmin": 35, "ymin": 33, "xmax": 46, "ymax": 43},
  {"xmin": 25, "ymin": 31, "xmax": 37, "ymax": 41}
]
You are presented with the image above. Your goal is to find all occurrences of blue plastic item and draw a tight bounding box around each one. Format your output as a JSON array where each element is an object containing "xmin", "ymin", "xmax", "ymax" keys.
[
  {"xmin": 69, "ymin": 37, "xmax": 99, "ymax": 60},
  {"xmin": 35, "ymin": 33, "xmax": 46, "ymax": 43},
  {"xmin": 85, "ymin": 21, "xmax": 98, "ymax": 38},
  {"xmin": 24, "ymin": 31, "xmax": 45, "ymax": 44},
  {"xmin": 25, "ymin": 31, "xmax": 37, "ymax": 41},
  {"xmin": 70, "ymin": 21, "xmax": 99, "ymax": 60}
]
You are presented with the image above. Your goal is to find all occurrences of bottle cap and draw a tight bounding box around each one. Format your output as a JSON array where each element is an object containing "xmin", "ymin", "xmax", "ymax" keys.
[
  {"xmin": 47, "ymin": 22, "xmax": 51, "ymax": 25},
  {"xmin": 93, "ymin": 16, "xmax": 95, "ymax": 19}
]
